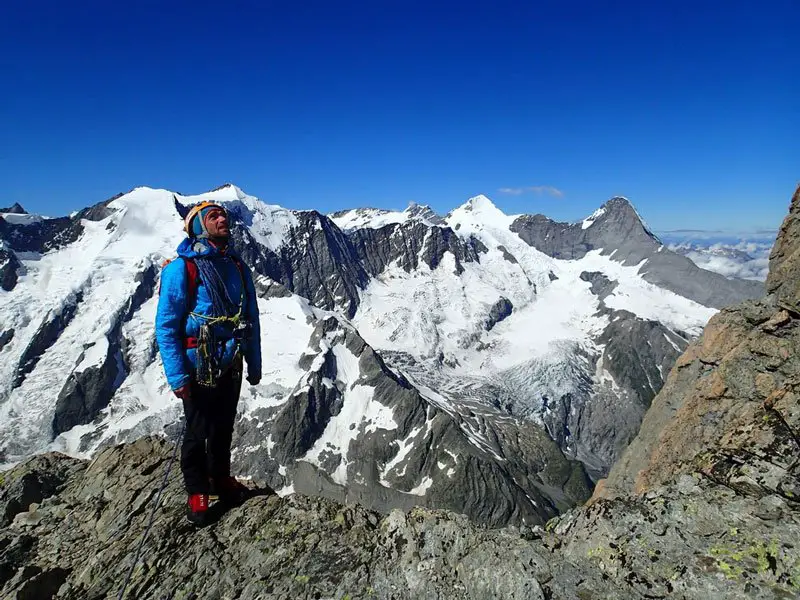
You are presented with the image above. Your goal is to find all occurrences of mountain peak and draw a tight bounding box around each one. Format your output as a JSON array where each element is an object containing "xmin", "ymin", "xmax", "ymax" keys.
[
  {"xmin": 580, "ymin": 196, "xmax": 654, "ymax": 237},
  {"xmin": 206, "ymin": 183, "xmax": 247, "ymax": 201},
  {"xmin": 464, "ymin": 194, "xmax": 498, "ymax": 211},
  {"xmin": 404, "ymin": 202, "xmax": 444, "ymax": 225},
  {"xmin": 0, "ymin": 202, "xmax": 27, "ymax": 215},
  {"xmin": 600, "ymin": 196, "xmax": 637, "ymax": 217}
]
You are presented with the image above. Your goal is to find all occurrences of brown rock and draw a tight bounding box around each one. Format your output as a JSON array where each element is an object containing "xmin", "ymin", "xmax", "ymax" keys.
[
  {"xmin": 766, "ymin": 184, "xmax": 800, "ymax": 313},
  {"xmin": 762, "ymin": 309, "xmax": 791, "ymax": 332},
  {"xmin": 754, "ymin": 373, "xmax": 776, "ymax": 399},
  {"xmin": 585, "ymin": 478, "xmax": 607, "ymax": 506}
]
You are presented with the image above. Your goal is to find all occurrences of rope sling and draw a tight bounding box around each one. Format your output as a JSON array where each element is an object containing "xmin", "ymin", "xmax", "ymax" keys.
[{"xmin": 190, "ymin": 256, "xmax": 247, "ymax": 387}]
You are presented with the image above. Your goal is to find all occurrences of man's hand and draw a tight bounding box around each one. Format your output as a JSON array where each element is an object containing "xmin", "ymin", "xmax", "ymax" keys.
[
  {"xmin": 247, "ymin": 373, "xmax": 261, "ymax": 386},
  {"xmin": 174, "ymin": 384, "xmax": 191, "ymax": 401}
]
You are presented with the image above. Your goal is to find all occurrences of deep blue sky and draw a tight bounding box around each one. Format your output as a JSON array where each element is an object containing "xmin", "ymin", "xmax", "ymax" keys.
[{"xmin": 1, "ymin": 0, "xmax": 796, "ymax": 230}]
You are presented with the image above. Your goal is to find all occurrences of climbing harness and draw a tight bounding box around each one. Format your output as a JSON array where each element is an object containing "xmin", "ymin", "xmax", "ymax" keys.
[
  {"xmin": 160, "ymin": 253, "xmax": 250, "ymax": 388},
  {"xmin": 189, "ymin": 256, "xmax": 248, "ymax": 388},
  {"xmin": 116, "ymin": 421, "xmax": 185, "ymax": 600}
]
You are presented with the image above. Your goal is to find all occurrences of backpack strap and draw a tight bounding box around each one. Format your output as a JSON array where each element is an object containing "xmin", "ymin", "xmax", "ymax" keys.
[
  {"xmin": 183, "ymin": 257, "xmax": 201, "ymax": 306},
  {"xmin": 158, "ymin": 256, "xmax": 201, "ymax": 308}
]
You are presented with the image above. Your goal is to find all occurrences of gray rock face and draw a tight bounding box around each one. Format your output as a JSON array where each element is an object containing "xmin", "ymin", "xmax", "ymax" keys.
[
  {"xmin": 13, "ymin": 290, "xmax": 84, "ymax": 389},
  {"xmin": 598, "ymin": 311, "xmax": 686, "ymax": 409},
  {"xmin": 0, "ymin": 246, "xmax": 21, "ymax": 291},
  {"xmin": 484, "ymin": 297, "xmax": 513, "ymax": 331},
  {"xmin": 0, "ymin": 328, "xmax": 13, "ymax": 353},
  {"xmin": 511, "ymin": 197, "xmax": 763, "ymax": 309},
  {"xmin": 52, "ymin": 342, "xmax": 123, "ymax": 437},
  {"xmin": 349, "ymin": 222, "xmax": 486, "ymax": 278},
  {"xmin": 237, "ymin": 315, "xmax": 591, "ymax": 528},
  {"xmin": 230, "ymin": 209, "xmax": 369, "ymax": 318},
  {"xmin": 1, "ymin": 436, "xmax": 796, "ymax": 600}
]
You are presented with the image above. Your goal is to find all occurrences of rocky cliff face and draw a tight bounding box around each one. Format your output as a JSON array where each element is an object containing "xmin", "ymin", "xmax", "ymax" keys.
[
  {"xmin": 602, "ymin": 185, "xmax": 800, "ymax": 500},
  {"xmin": 0, "ymin": 246, "xmax": 21, "ymax": 291}
]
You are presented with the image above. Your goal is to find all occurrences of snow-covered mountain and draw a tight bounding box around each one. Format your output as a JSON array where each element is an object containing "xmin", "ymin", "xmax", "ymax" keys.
[
  {"xmin": 0, "ymin": 184, "xmax": 764, "ymax": 526},
  {"xmin": 330, "ymin": 202, "xmax": 444, "ymax": 231}
]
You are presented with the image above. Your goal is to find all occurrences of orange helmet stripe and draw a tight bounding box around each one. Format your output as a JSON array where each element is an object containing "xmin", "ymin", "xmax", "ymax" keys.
[{"xmin": 183, "ymin": 201, "xmax": 226, "ymax": 234}]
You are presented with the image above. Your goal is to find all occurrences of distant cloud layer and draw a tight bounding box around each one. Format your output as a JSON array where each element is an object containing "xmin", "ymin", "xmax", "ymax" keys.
[
  {"xmin": 498, "ymin": 186, "xmax": 564, "ymax": 198},
  {"xmin": 665, "ymin": 238, "xmax": 773, "ymax": 282}
]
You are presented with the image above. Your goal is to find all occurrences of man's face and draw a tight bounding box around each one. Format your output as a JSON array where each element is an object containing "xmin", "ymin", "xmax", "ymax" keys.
[{"xmin": 204, "ymin": 208, "xmax": 230, "ymax": 238}]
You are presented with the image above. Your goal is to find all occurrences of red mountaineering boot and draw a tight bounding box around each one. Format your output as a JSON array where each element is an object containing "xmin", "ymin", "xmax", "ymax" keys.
[{"xmin": 186, "ymin": 493, "xmax": 210, "ymax": 527}]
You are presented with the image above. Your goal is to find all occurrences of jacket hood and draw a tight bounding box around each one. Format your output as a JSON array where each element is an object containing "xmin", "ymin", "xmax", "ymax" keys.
[{"xmin": 175, "ymin": 237, "xmax": 240, "ymax": 260}]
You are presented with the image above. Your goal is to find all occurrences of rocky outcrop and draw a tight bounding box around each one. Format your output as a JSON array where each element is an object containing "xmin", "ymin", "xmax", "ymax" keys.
[
  {"xmin": 2, "ymin": 435, "xmax": 797, "ymax": 599},
  {"xmin": 579, "ymin": 270, "xmax": 618, "ymax": 300},
  {"xmin": 0, "ymin": 453, "xmax": 85, "ymax": 526},
  {"xmin": 511, "ymin": 197, "xmax": 763, "ymax": 309},
  {"xmin": 52, "ymin": 340, "xmax": 123, "ymax": 437},
  {"xmin": 601, "ymin": 185, "xmax": 800, "ymax": 499},
  {"xmin": 0, "ymin": 328, "xmax": 13, "ymax": 353},
  {"xmin": 236, "ymin": 315, "xmax": 592, "ymax": 528},
  {"xmin": 0, "ymin": 246, "xmax": 21, "ymax": 291},
  {"xmin": 484, "ymin": 297, "xmax": 513, "ymax": 330},
  {"xmin": 349, "ymin": 222, "xmax": 486, "ymax": 278},
  {"xmin": 551, "ymin": 472, "xmax": 800, "ymax": 599},
  {"xmin": 13, "ymin": 290, "xmax": 84, "ymax": 388},
  {"xmin": 766, "ymin": 184, "xmax": 800, "ymax": 313}
]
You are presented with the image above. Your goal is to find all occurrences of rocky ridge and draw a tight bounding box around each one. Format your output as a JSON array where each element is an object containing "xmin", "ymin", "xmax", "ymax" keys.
[{"xmin": 0, "ymin": 427, "xmax": 797, "ymax": 599}]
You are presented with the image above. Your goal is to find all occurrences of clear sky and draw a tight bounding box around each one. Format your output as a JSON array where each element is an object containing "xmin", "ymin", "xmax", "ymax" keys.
[{"xmin": 1, "ymin": 0, "xmax": 797, "ymax": 231}]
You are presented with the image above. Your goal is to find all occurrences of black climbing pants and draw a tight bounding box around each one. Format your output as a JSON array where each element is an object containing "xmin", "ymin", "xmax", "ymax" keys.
[{"xmin": 181, "ymin": 368, "xmax": 242, "ymax": 495}]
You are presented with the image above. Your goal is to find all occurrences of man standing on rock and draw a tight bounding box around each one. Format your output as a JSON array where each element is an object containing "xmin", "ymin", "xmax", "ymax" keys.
[{"xmin": 156, "ymin": 199, "xmax": 262, "ymax": 526}]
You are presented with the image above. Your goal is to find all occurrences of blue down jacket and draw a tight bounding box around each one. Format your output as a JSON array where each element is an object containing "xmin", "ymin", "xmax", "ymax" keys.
[{"xmin": 155, "ymin": 238, "xmax": 261, "ymax": 390}]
